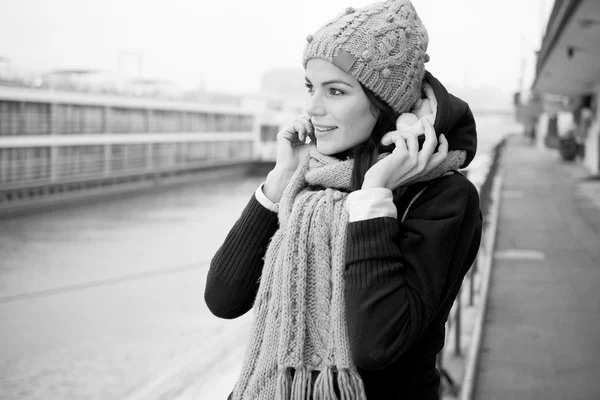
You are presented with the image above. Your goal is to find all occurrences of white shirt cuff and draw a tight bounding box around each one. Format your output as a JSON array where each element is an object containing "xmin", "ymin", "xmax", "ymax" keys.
[
  {"xmin": 346, "ymin": 187, "xmax": 397, "ymax": 222},
  {"xmin": 255, "ymin": 182, "xmax": 279, "ymax": 213}
]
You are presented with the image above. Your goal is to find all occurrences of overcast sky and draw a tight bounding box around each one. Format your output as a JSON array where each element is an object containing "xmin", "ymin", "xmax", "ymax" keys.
[{"xmin": 0, "ymin": 0, "xmax": 552, "ymax": 96}]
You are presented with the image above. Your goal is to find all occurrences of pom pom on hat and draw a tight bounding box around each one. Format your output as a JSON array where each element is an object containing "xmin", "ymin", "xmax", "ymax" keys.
[
  {"xmin": 395, "ymin": 82, "xmax": 437, "ymax": 136},
  {"xmin": 397, "ymin": 113, "xmax": 419, "ymax": 128}
]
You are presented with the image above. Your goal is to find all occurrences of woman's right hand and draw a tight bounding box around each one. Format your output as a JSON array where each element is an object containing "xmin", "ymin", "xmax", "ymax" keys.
[
  {"xmin": 274, "ymin": 114, "xmax": 314, "ymax": 172},
  {"xmin": 263, "ymin": 115, "xmax": 314, "ymax": 203}
]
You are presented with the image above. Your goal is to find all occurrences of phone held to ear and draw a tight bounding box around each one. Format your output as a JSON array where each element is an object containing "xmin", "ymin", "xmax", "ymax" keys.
[{"xmin": 308, "ymin": 127, "xmax": 317, "ymax": 144}]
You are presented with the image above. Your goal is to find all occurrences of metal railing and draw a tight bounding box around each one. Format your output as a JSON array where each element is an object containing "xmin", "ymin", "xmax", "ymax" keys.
[
  {"xmin": 437, "ymin": 137, "xmax": 507, "ymax": 398},
  {"xmin": 0, "ymin": 132, "xmax": 256, "ymax": 212}
]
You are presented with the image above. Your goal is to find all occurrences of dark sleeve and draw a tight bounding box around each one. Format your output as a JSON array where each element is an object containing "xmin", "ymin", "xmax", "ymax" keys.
[
  {"xmin": 344, "ymin": 175, "xmax": 481, "ymax": 370},
  {"xmin": 204, "ymin": 194, "xmax": 279, "ymax": 319}
]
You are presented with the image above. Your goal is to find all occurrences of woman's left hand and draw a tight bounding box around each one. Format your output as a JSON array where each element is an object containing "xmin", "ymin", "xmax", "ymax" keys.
[{"xmin": 362, "ymin": 119, "xmax": 448, "ymax": 190}]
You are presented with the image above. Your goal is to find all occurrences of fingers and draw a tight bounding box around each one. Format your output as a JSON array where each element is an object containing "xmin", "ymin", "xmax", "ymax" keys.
[
  {"xmin": 422, "ymin": 134, "xmax": 449, "ymax": 173},
  {"xmin": 381, "ymin": 120, "xmax": 434, "ymax": 150},
  {"xmin": 381, "ymin": 132, "xmax": 394, "ymax": 147},
  {"xmin": 420, "ymin": 119, "xmax": 438, "ymax": 159},
  {"xmin": 282, "ymin": 116, "xmax": 314, "ymax": 143},
  {"xmin": 437, "ymin": 133, "xmax": 448, "ymax": 155},
  {"xmin": 381, "ymin": 119, "xmax": 446, "ymax": 175},
  {"xmin": 293, "ymin": 121, "xmax": 308, "ymax": 142},
  {"xmin": 299, "ymin": 114, "xmax": 313, "ymax": 142},
  {"xmin": 405, "ymin": 133, "xmax": 419, "ymax": 165},
  {"xmin": 390, "ymin": 133, "xmax": 408, "ymax": 155},
  {"xmin": 381, "ymin": 130, "xmax": 411, "ymax": 146}
]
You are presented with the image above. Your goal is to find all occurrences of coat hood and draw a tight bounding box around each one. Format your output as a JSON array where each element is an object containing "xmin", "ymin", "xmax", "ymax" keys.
[{"xmin": 425, "ymin": 71, "xmax": 478, "ymax": 168}]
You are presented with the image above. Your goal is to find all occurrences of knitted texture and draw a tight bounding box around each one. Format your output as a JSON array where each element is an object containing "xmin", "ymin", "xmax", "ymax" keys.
[
  {"xmin": 231, "ymin": 147, "xmax": 462, "ymax": 399},
  {"xmin": 303, "ymin": 0, "xmax": 429, "ymax": 114},
  {"xmin": 231, "ymin": 150, "xmax": 366, "ymax": 400}
]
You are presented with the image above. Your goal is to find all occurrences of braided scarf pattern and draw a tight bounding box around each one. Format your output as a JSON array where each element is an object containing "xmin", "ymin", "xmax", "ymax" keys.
[{"xmin": 232, "ymin": 150, "xmax": 365, "ymax": 400}]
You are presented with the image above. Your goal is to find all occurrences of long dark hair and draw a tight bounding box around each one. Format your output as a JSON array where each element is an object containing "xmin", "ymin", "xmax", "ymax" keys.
[{"xmin": 346, "ymin": 83, "xmax": 398, "ymax": 191}]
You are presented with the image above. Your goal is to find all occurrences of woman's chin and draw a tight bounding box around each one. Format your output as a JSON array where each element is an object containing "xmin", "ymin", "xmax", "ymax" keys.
[{"xmin": 316, "ymin": 142, "xmax": 342, "ymax": 156}]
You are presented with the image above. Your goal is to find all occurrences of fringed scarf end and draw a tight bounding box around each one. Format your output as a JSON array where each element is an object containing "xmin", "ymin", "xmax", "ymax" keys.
[
  {"xmin": 337, "ymin": 368, "xmax": 367, "ymax": 400},
  {"xmin": 290, "ymin": 366, "xmax": 311, "ymax": 400},
  {"xmin": 275, "ymin": 367, "xmax": 292, "ymax": 400},
  {"xmin": 313, "ymin": 367, "xmax": 338, "ymax": 400}
]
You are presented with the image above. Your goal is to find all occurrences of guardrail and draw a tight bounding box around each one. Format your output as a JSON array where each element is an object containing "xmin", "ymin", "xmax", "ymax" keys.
[
  {"xmin": 437, "ymin": 137, "xmax": 507, "ymax": 398},
  {"xmin": 0, "ymin": 132, "xmax": 256, "ymax": 216}
]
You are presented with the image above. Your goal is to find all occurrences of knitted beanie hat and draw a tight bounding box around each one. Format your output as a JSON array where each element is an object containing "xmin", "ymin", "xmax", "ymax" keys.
[{"xmin": 302, "ymin": 0, "xmax": 429, "ymax": 114}]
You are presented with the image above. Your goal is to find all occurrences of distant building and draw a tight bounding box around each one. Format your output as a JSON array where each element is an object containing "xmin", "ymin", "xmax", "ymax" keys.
[
  {"xmin": 41, "ymin": 70, "xmax": 188, "ymax": 99},
  {"xmin": 123, "ymin": 78, "xmax": 185, "ymax": 98},
  {"xmin": 42, "ymin": 69, "xmax": 121, "ymax": 93},
  {"xmin": 0, "ymin": 83, "xmax": 257, "ymax": 213},
  {"xmin": 530, "ymin": 0, "xmax": 600, "ymax": 174},
  {"xmin": 183, "ymin": 90, "xmax": 243, "ymax": 107},
  {"xmin": 0, "ymin": 57, "xmax": 43, "ymax": 88}
]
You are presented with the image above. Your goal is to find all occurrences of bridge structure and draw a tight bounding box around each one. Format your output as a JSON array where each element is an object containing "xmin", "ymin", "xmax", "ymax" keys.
[{"xmin": 0, "ymin": 84, "xmax": 286, "ymax": 216}]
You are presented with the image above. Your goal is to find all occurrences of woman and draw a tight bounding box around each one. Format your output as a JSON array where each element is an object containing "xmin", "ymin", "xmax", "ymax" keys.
[{"xmin": 205, "ymin": 0, "xmax": 482, "ymax": 399}]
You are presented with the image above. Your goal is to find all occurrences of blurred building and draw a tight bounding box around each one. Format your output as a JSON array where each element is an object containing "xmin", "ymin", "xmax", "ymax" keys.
[
  {"xmin": 528, "ymin": 0, "xmax": 600, "ymax": 174},
  {"xmin": 0, "ymin": 80, "xmax": 257, "ymax": 213},
  {"xmin": 0, "ymin": 57, "xmax": 43, "ymax": 88},
  {"xmin": 42, "ymin": 69, "xmax": 121, "ymax": 93},
  {"xmin": 122, "ymin": 78, "xmax": 185, "ymax": 98},
  {"xmin": 42, "ymin": 70, "xmax": 190, "ymax": 99}
]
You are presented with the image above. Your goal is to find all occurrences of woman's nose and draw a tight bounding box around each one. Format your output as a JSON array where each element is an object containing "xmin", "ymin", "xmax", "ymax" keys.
[{"xmin": 306, "ymin": 93, "xmax": 326, "ymax": 117}]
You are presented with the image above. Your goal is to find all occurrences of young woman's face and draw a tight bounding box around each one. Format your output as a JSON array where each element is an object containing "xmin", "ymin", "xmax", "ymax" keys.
[{"xmin": 304, "ymin": 59, "xmax": 377, "ymax": 156}]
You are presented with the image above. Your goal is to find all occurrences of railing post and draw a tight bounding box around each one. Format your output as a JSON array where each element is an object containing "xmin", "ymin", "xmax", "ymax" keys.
[
  {"xmin": 49, "ymin": 102, "xmax": 59, "ymax": 182},
  {"xmin": 454, "ymin": 287, "xmax": 461, "ymax": 357},
  {"xmin": 103, "ymin": 106, "xmax": 112, "ymax": 177},
  {"xmin": 146, "ymin": 143, "xmax": 154, "ymax": 171},
  {"xmin": 146, "ymin": 109, "xmax": 152, "ymax": 133},
  {"xmin": 469, "ymin": 254, "xmax": 478, "ymax": 306}
]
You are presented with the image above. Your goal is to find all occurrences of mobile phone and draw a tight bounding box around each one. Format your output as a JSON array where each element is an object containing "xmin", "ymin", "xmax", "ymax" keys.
[{"xmin": 308, "ymin": 123, "xmax": 317, "ymax": 144}]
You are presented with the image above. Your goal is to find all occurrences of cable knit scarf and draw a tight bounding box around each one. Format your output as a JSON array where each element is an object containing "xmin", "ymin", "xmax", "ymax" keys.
[
  {"xmin": 232, "ymin": 150, "xmax": 363, "ymax": 400},
  {"xmin": 231, "ymin": 84, "xmax": 467, "ymax": 400}
]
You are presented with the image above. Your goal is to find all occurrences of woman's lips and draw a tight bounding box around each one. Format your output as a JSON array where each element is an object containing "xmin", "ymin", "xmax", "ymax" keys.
[{"xmin": 313, "ymin": 124, "xmax": 338, "ymax": 133}]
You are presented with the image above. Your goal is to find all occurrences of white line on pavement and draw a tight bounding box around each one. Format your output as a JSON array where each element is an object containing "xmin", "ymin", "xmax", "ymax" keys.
[{"xmin": 493, "ymin": 249, "xmax": 546, "ymax": 260}]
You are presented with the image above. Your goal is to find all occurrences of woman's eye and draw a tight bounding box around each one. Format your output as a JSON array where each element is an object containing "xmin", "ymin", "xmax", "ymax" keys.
[{"xmin": 304, "ymin": 84, "xmax": 343, "ymax": 96}]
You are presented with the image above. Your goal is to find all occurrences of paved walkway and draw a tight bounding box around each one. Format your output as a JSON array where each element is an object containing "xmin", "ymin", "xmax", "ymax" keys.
[{"xmin": 473, "ymin": 135, "xmax": 600, "ymax": 399}]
